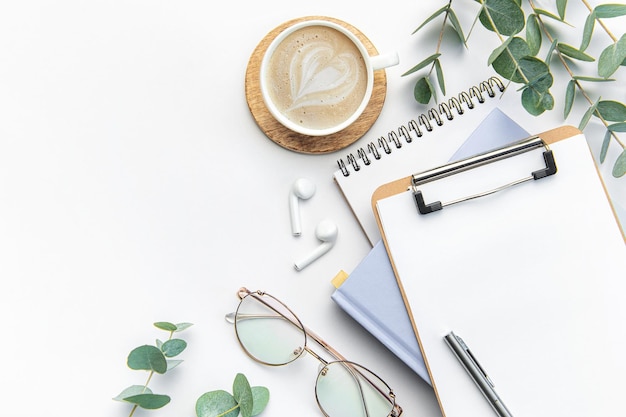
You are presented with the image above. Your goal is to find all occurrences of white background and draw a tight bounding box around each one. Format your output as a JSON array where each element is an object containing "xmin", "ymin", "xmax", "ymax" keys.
[{"xmin": 0, "ymin": 1, "xmax": 623, "ymax": 416}]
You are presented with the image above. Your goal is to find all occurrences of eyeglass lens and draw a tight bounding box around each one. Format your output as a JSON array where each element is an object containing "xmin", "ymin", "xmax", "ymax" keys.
[
  {"xmin": 234, "ymin": 291, "xmax": 306, "ymax": 366},
  {"xmin": 316, "ymin": 361, "xmax": 394, "ymax": 417}
]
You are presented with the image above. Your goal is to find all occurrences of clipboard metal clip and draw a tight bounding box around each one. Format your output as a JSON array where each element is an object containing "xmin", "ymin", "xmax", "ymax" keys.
[{"xmin": 411, "ymin": 136, "xmax": 557, "ymax": 215}]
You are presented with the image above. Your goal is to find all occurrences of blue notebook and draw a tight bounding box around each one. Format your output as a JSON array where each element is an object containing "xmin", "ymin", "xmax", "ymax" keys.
[{"xmin": 331, "ymin": 108, "xmax": 529, "ymax": 384}]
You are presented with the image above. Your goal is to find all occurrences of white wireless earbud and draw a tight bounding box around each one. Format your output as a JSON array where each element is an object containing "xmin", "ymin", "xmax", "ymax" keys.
[
  {"xmin": 294, "ymin": 220, "xmax": 338, "ymax": 271},
  {"xmin": 289, "ymin": 178, "xmax": 316, "ymax": 236}
]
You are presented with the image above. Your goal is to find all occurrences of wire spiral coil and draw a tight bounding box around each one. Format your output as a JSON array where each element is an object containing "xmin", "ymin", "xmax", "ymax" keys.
[{"xmin": 336, "ymin": 76, "xmax": 505, "ymax": 177}]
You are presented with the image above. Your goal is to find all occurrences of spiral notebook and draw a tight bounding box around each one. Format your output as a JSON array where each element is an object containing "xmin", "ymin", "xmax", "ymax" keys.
[
  {"xmin": 330, "ymin": 108, "xmax": 529, "ymax": 384},
  {"xmin": 373, "ymin": 127, "xmax": 626, "ymax": 416},
  {"xmin": 334, "ymin": 76, "xmax": 513, "ymax": 246}
]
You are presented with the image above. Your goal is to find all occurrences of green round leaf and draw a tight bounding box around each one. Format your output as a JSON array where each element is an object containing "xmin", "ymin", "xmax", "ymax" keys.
[
  {"xmin": 123, "ymin": 393, "xmax": 170, "ymax": 409},
  {"xmin": 479, "ymin": 0, "xmax": 525, "ymax": 36},
  {"xmin": 251, "ymin": 386, "xmax": 270, "ymax": 416},
  {"xmin": 492, "ymin": 37, "xmax": 530, "ymax": 83},
  {"xmin": 161, "ymin": 338, "xmax": 187, "ymax": 357},
  {"xmin": 196, "ymin": 390, "xmax": 239, "ymax": 417},
  {"xmin": 154, "ymin": 322, "xmax": 178, "ymax": 332},
  {"xmin": 413, "ymin": 77, "xmax": 433, "ymax": 104},
  {"xmin": 612, "ymin": 150, "xmax": 626, "ymax": 178},
  {"xmin": 233, "ymin": 373, "xmax": 253, "ymax": 417},
  {"xmin": 522, "ymin": 87, "xmax": 551, "ymax": 115},
  {"xmin": 127, "ymin": 345, "xmax": 167, "ymax": 374},
  {"xmin": 597, "ymin": 100, "xmax": 626, "ymax": 122},
  {"xmin": 518, "ymin": 56, "xmax": 553, "ymax": 92}
]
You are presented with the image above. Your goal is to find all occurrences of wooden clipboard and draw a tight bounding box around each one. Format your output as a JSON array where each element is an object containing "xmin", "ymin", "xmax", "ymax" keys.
[{"xmin": 371, "ymin": 125, "xmax": 626, "ymax": 417}]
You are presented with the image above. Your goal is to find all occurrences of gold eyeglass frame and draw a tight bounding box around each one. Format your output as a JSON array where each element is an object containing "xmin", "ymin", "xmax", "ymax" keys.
[{"xmin": 226, "ymin": 287, "xmax": 402, "ymax": 417}]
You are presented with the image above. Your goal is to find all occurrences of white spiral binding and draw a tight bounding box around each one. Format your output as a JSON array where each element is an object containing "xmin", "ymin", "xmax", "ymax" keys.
[{"xmin": 336, "ymin": 76, "xmax": 505, "ymax": 177}]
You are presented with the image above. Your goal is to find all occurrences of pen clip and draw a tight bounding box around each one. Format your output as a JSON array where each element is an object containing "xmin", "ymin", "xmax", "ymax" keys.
[{"xmin": 455, "ymin": 334, "xmax": 495, "ymax": 388}]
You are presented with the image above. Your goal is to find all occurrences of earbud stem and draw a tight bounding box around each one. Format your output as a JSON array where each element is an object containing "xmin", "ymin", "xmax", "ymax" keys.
[
  {"xmin": 289, "ymin": 194, "xmax": 302, "ymax": 236},
  {"xmin": 294, "ymin": 242, "xmax": 332, "ymax": 271}
]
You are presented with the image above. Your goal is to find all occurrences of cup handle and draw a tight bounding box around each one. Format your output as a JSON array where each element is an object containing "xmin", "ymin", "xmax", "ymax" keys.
[{"xmin": 370, "ymin": 52, "xmax": 400, "ymax": 71}]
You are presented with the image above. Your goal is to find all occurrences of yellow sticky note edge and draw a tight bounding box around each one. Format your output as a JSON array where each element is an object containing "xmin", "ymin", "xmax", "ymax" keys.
[{"xmin": 331, "ymin": 270, "xmax": 349, "ymax": 288}]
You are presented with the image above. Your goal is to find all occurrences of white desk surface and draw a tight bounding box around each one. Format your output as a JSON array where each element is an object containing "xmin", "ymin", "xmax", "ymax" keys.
[{"xmin": 1, "ymin": 1, "xmax": 623, "ymax": 416}]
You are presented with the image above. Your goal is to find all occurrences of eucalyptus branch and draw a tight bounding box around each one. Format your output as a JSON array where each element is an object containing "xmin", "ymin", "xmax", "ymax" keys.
[
  {"xmin": 113, "ymin": 322, "xmax": 193, "ymax": 415},
  {"xmin": 405, "ymin": 0, "xmax": 626, "ymax": 176},
  {"xmin": 530, "ymin": 0, "xmax": 625, "ymax": 149},
  {"xmin": 477, "ymin": 0, "xmax": 532, "ymax": 85},
  {"xmin": 402, "ymin": 0, "xmax": 466, "ymax": 103},
  {"xmin": 581, "ymin": 0, "xmax": 617, "ymax": 42}
]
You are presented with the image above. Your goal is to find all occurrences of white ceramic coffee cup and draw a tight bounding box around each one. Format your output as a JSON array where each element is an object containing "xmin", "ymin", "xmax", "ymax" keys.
[{"xmin": 260, "ymin": 20, "xmax": 399, "ymax": 137}]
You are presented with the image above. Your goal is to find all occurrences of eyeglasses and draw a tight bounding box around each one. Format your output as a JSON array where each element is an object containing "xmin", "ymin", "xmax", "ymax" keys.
[{"xmin": 225, "ymin": 287, "xmax": 402, "ymax": 417}]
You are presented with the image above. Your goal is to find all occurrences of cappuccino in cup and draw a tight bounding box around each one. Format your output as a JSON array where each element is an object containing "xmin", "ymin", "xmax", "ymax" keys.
[{"xmin": 260, "ymin": 20, "xmax": 399, "ymax": 136}]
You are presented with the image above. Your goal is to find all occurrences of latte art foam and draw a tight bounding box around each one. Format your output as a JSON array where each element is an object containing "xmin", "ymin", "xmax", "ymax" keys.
[{"xmin": 266, "ymin": 25, "xmax": 368, "ymax": 131}]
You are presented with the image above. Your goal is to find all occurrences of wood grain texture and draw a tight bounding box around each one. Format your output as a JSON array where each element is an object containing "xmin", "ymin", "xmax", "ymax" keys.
[{"xmin": 245, "ymin": 16, "xmax": 388, "ymax": 154}]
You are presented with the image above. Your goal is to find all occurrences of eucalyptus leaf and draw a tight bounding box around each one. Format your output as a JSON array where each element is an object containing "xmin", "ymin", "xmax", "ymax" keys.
[
  {"xmin": 594, "ymin": 4, "xmax": 626, "ymax": 19},
  {"xmin": 196, "ymin": 390, "xmax": 239, "ymax": 417},
  {"xmin": 519, "ymin": 56, "xmax": 553, "ymax": 92},
  {"xmin": 488, "ymin": 36, "xmax": 513, "ymax": 66},
  {"xmin": 491, "ymin": 37, "xmax": 531, "ymax": 83},
  {"xmin": 522, "ymin": 87, "xmax": 553, "ymax": 115},
  {"xmin": 613, "ymin": 150, "xmax": 626, "ymax": 178},
  {"xmin": 413, "ymin": 4, "xmax": 448, "ymax": 34},
  {"xmin": 127, "ymin": 345, "xmax": 167, "ymax": 374},
  {"xmin": 579, "ymin": 98, "xmax": 600, "ymax": 130},
  {"xmin": 123, "ymin": 393, "xmax": 171, "ymax": 410},
  {"xmin": 597, "ymin": 100, "xmax": 626, "ymax": 122},
  {"xmin": 534, "ymin": 8, "xmax": 564, "ymax": 22},
  {"xmin": 167, "ymin": 359, "xmax": 184, "ymax": 371},
  {"xmin": 413, "ymin": 77, "xmax": 434, "ymax": 104},
  {"xmin": 600, "ymin": 130, "xmax": 611, "ymax": 163},
  {"xmin": 557, "ymin": 43, "xmax": 595, "ymax": 62},
  {"xmin": 598, "ymin": 34, "xmax": 626, "ymax": 78},
  {"xmin": 175, "ymin": 322, "xmax": 194, "ymax": 332},
  {"xmin": 434, "ymin": 59, "xmax": 446, "ymax": 95},
  {"xmin": 479, "ymin": 0, "xmax": 525, "ymax": 36},
  {"xmin": 608, "ymin": 122, "xmax": 626, "ymax": 132},
  {"xmin": 233, "ymin": 373, "xmax": 254, "ymax": 417},
  {"xmin": 580, "ymin": 12, "xmax": 595, "ymax": 51},
  {"xmin": 573, "ymin": 76, "xmax": 614, "ymax": 82},
  {"xmin": 526, "ymin": 15, "xmax": 541, "ymax": 56},
  {"xmin": 545, "ymin": 38, "xmax": 558, "ymax": 66},
  {"xmin": 154, "ymin": 322, "xmax": 178, "ymax": 332},
  {"xmin": 402, "ymin": 53, "xmax": 441, "ymax": 76},
  {"xmin": 564, "ymin": 79, "xmax": 575, "ymax": 119},
  {"xmin": 448, "ymin": 9, "xmax": 467, "ymax": 45},
  {"xmin": 161, "ymin": 338, "xmax": 187, "ymax": 358},
  {"xmin": 113, "ymin": 385, "xmax": 152, "ymax": 402},
  {"xmin": 250, "ymin": 387, "xmax": 270, "ymax": 417},
  {"xmin": 556, "ymin": 0, "xmax": 568, "ymax": 20}
]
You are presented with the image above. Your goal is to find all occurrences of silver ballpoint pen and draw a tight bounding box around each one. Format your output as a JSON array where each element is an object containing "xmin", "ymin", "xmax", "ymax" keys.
[{"xmin": 444, "ymin": 331, "xmax": 514, "ymax": 417}]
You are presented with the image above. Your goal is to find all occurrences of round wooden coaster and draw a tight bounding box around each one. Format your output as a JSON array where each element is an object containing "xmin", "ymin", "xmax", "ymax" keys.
[{"xmin": 245, "ymin": 16, "xmax": 388, "ymax": 154}]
